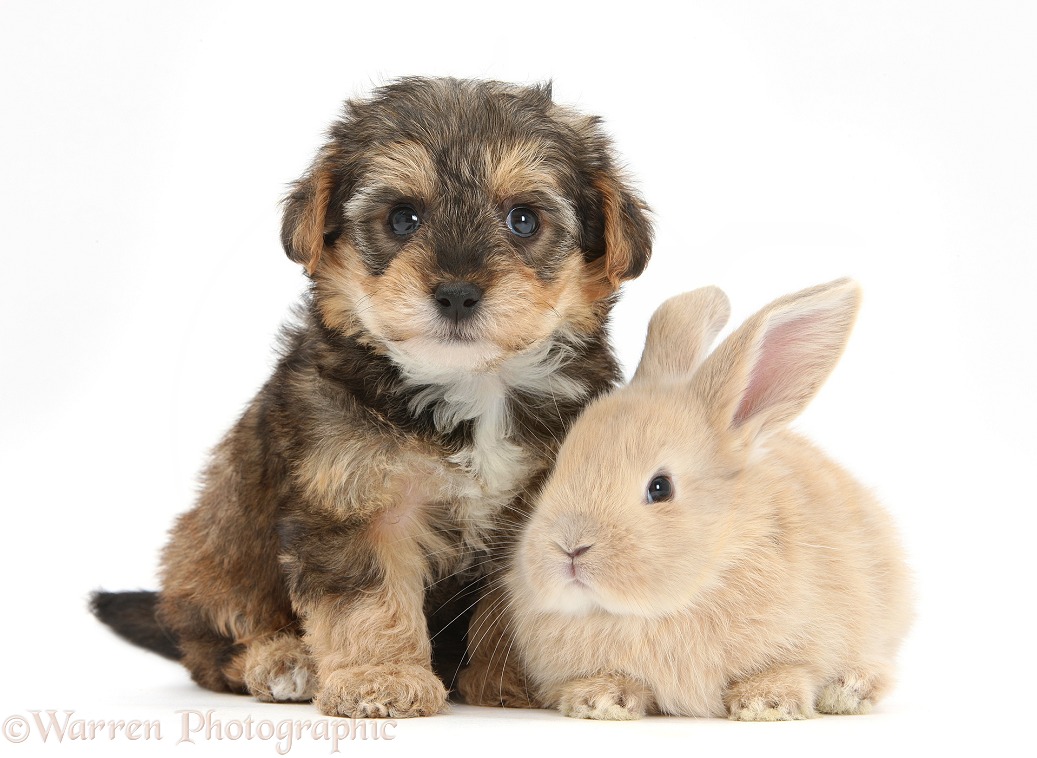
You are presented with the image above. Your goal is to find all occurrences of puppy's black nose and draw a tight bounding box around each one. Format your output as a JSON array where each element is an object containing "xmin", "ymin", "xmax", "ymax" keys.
[{"xmin": 433, "ymin": 281, "xmax": 483, "ymax": 323}]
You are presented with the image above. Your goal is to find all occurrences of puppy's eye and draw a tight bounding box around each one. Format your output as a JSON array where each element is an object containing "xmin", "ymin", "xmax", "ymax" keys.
[
  {"xmin": 388, "ymin": 205, "xmax": 421, "ymax": 236},
  {"xmin": 506, "ymin": 206, "xmax": 539, "ymax": 237},
  {"xmin": 646, "ymin": 474, "xmax": 674, "ymax": 504}
]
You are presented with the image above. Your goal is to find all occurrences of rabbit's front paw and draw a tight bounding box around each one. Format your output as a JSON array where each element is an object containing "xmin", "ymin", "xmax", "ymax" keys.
[
  {"xmin": 816, "ymin": 668, "xmax": 886, "ymax": 715},
  {"xmin": 556, "ymin": 674, "xmax": 653, "ymax": 720},
  {"xmin": 725, "ymin": 665, "xmax": 815, "ymax": 721}
]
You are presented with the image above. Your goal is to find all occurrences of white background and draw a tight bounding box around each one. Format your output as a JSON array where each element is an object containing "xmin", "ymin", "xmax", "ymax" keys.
[{"xmin": 1, "ymin": 1, "xmax": 1034, "ymax": 756}]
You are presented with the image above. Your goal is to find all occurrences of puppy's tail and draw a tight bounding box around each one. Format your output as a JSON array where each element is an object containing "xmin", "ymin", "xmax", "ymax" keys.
[{"xmin": 89, "ymin": 590, "xmax": 182, "ymax": 661}]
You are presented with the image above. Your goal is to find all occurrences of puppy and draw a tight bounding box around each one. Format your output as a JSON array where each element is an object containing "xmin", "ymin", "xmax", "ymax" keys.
[{"xmin": 92, "ymin": 77, "xmax": 652, "ymax": 718}]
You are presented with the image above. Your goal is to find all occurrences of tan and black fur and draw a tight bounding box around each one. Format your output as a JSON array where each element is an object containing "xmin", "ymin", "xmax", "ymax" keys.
[{"xmin": 92, "ymin": 77, "xmax": 652, "ymax": 718}]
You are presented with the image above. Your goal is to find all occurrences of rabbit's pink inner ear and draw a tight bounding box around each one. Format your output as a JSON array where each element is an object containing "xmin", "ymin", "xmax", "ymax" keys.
[{"xmin": 732, "ymin": 312, "xmax": 828, "ymax": 429}]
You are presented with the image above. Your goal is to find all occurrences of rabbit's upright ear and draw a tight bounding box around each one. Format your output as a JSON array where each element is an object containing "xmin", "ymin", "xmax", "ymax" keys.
[
  {"xmin": 632, "ymin": 287, "xmax": 731, "ymax": 384},
  {"xmin": 693, "ymin": 279, "xmax": 861, "ymax": 442}
]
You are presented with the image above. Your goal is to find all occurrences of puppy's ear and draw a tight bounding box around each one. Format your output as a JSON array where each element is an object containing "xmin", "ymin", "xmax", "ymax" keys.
[
  {"xmin": 280, "ymin": 148, "xmax": 343, "ymax": 275},
  {"xmin": 593, "ymin": 171, "xmax": 653, "ymax": 287},
  {"xmin": 564, "ymin": 113, "xmax": 653, "ymax": 291}
]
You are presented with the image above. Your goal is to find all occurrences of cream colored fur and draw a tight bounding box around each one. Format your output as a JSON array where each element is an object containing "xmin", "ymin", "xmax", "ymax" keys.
[{"xmin": 506, "ymin": 279, "xmax": 913, "ymax": 720}]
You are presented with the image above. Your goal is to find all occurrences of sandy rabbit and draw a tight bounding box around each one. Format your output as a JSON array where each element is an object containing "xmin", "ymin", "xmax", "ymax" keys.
[{"xmin": 506, "ymin": 279, "xmax": 913, "ymax": 720}]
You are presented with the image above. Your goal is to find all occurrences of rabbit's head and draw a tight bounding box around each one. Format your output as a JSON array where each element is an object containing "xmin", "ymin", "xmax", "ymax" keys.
[{"xmin": 511, "ymin": 279, "xmax": 861, "ymax": 618}]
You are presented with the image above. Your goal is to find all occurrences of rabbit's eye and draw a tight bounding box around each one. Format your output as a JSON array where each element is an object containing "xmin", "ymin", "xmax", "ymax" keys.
[{"xmin": 646, "ymin": 474, "xmax": 674, "ymax": 504}]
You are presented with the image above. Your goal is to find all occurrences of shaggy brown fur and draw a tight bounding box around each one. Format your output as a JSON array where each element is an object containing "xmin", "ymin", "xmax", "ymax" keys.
[{"xmin": 92, "ymin": 77, "xmax": 652, "ymax": 718}]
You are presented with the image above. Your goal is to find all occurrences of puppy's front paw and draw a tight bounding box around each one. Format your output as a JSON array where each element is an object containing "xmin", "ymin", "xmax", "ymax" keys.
[
  {"xmin": 556, "ymin": 674, "xmax": 652, "ymax": 720},
  {"xmin": 316, "ymin": 664, "xmax": 447, "ymax": 718},
  {"xmin": 243, "ymin": 635, "xmax": 316, "ymax": 702}
]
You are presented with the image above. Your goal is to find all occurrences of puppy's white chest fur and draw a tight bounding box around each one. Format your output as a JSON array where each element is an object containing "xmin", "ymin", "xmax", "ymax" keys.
[
  {"xmin": 397, "ymin": 339, "xmax": 586, "ymax": 492},
  {"xmin": 393, "ymin": 338, "xmax": 588, "ymax": 543},
  {"xmin": 442, "ymin": 372, "xmax": 528, "ymax": 494}
]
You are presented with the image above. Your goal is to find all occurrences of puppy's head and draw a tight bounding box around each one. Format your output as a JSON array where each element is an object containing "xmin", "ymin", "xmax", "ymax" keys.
[{"xmin": 282, "ymin": 77, "xmax": 652, "ymax": 371}]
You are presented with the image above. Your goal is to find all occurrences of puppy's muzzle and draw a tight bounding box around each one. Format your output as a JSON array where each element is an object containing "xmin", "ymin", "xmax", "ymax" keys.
[{"xmin": 434, "ymin": 281, "xmax": 483, "ymax": 324}]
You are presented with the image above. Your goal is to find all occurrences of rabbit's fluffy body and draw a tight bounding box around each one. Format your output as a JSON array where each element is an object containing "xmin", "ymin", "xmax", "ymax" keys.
[{"xmin": 507, "ymin": 281, "xmax": 913, "ymax": 720}]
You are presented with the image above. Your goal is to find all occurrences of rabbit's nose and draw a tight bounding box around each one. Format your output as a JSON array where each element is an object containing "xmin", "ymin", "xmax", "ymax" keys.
[{"xmin": 565, "ymin": 544, "xmax": 593, "ymax": 559}]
